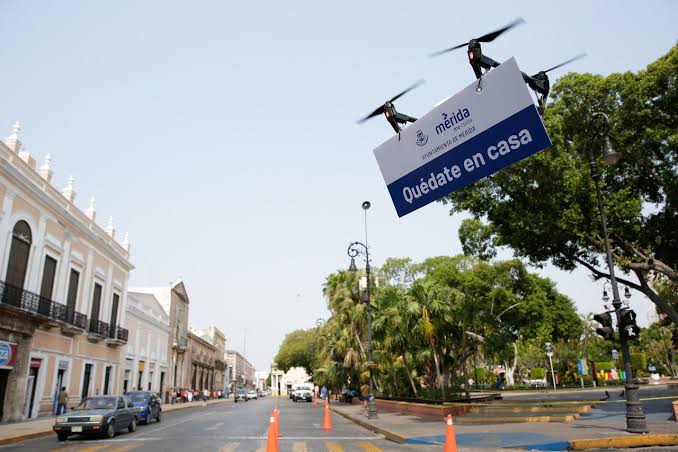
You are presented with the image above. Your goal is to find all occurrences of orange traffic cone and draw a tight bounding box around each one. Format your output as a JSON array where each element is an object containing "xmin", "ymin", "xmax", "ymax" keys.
[
  {"xmin": 443, "ymin": 414, "xmax": 458, "ymax": 452},
  {"xmin": 266, "ymin": 415, "xmax": 278, "ymax": 452},
  {"xmin": 273, "ymin": 408, "xmax": 282, "ymax": 437},
  {"xmin": 322, "ymin": 398, "xmax": 333, "ymax": 430}
]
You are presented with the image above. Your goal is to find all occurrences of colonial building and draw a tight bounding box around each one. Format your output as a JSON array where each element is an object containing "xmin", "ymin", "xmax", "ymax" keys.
[
  {"xmin": 270, "ymin": 363, "xmax": 310, "ymax": 397},
  {"xmin": 225, "ymin": 350, "xmax": 255, "ymax": 390},
  {"xmin": 191, "ymin": 325, "xmax": 226, "ymax": 394},
  {"xmin": 129, "ymin": 279, "xmax": 189, "ymax": 398},
  {"xmin": 0, "ymin": 123, "xmax": 132, "ymax": 421},
  {"xmin": 123, "ymin": 291, "xmax": 169, "ymax": 396}
]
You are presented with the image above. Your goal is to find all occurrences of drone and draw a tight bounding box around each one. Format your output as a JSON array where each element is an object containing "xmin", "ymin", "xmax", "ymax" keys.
[
  {"xmin": 357, "ymin": 80, "xmax": 424, "ymax": 133},
  {"xmin": 430, "ymin": 18, "xmax": 585, "ymax": 115}
]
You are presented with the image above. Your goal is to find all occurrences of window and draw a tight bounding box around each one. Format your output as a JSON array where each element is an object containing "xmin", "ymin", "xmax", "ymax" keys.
[
  {"xmin": 117, "ymin": 397, "xmax": 125, "ymax": 409},
  {"xmin": 66, "ymin": 269, "xmax": 79, "ymax": 321},
  {"xmin": 109, "ymin": 293, "xmax": 120, "ymax": 338},
  {"xmin": 90, "ymin": 283, "xmax": 102, "ymax": 324},
  {"xmin": 4, "ymin": 221, "xmax": 32, "ymax": 297},
  {"xmin": 38, "ymin": 255, "xmax": 58, "ymax": 315}
]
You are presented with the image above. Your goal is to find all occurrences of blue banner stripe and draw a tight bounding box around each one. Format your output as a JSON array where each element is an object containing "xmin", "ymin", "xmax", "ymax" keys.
[{"xmin": 387, "ymin": 105, "xmax": 551, "ymax": 217}]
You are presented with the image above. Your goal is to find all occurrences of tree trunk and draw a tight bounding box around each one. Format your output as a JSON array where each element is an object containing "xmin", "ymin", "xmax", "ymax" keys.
[
  {"xmin": 431, "ymin": 340, "xmax": 445, "ymax": 398},
  {"xmin": 503, "ymin": 343, "xmax": 518, "ymax": 386},
  {"xmin": 402, "ymin": 355, "xmax": 419, "ymax": 397}
]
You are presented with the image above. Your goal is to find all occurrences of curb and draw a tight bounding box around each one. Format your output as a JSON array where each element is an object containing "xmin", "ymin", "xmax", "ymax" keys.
[
  {"xmin": 330, "ymin": 407, "xmax": 408, "ymax": 444},
  {"xmin": 0, "ymin": 398, "xmax": 228, "ymax": 446},
  {"xmin": 0, "ymin": 431, "xmax": 52, "ymax": 446},
  {"xmin": 455, "ymin": 414, "xmax": 577, "ymax": 423},
  {"xmin": 569, "ymin": 434, "xmax": 678, "ymax": 450}
]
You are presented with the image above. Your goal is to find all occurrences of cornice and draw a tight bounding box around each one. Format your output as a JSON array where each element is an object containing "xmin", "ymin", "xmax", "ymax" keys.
[{"xmin": 0, "ymin": 152, "xmax": 134, "ymax": 271}]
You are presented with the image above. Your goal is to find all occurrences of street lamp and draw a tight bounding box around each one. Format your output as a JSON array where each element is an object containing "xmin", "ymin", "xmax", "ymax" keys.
[
  {"xmin": 347, "ymin": 200, "xmax": 377, "ymax": 419},
  {"xmin": 588, "ymin": 112, "xmax": 648, "ymax": 433}
]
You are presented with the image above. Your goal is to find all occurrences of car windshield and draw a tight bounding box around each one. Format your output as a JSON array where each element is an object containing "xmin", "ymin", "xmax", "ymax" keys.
[
  {"xmin": 236, "ymin": 389, "xmax": 246, "ymax": 395},
  {"xmin": 128, "ymin": 393, "xmax": 150, "ymax": 403},
  {"xmin": 77, "ymin": 397, "xmax": 116, "ymax": 410}
]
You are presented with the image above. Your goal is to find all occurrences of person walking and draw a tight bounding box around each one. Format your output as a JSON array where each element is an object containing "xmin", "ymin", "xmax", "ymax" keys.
[
  {"xmin": 57, "ymin": 387, "xmax": 68, "ymax": 415},
  {"xmin": 320, "ymin": 385, "xmax": 328, "ymax": 400}
]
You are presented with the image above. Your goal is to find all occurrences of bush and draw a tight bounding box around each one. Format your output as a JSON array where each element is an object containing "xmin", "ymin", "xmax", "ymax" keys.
[
  {"xmin": 582, "ymin": 375, "xmax": 593, "ymax": 386},
  {"xmin": 631, "ymin": 353, "xmax": 647, "ymax": 375},
  {"xmin": 530, "ymin": 368, "xmax": 546, "ymax": 379},
  {"xmin": 594, "ymin": 361, "xmax": 615, "ymax": 371}
]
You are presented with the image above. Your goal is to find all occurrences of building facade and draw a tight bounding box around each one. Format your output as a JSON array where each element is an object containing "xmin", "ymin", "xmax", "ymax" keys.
[
  {"xmin": 0, "ymin": 123, "xmax": 132, "ymax": 421},
  {"xmin": 270, "ymin": 364, "xmax": 310, "ymax": 397},
  {"xmin": 192, "ymin": 325, "xmax": 226, "ymax": 394},
  {"xmin": 130, "ymin": 279, "xmax": 189, "ymax": 399},
  {"xmin": 225, "ymin": 350, "xmax": 255, "ymax": 390},
  {"xmin": 123, "ymin": 291, "xmax": 169, "ymax": 396}
]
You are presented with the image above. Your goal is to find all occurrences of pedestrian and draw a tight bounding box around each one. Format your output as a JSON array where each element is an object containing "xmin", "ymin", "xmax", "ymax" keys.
[
  {"xmin": 203, "ymin": 388, "xmax": 209, "ymax": 401},
  {"xmin": 346, "ymin": 388, "xmax": 353, "ymax": 405},
  {"xmin": 361, "ymin": 382, "xmax": 369, "ymax": 413},
  {"xmin": 57, "ymin": 386, "xmax": 68, "ymax": 415},
  {"xmin": 187, "ymin": 389, "xmax": 193, "ymax": 402},
  {"xmin": 320, "ymin": 385, "xmax": 328, "ymax": 400}
]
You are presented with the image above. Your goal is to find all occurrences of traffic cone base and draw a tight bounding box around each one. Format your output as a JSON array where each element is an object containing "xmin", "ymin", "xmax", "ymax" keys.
[
  {"xmin": 266, "ymin": 416, "xmax": 278, "ymax": 452},
  {"xmin": 273, "ymin": 408, "xmax": 282, "ymax": 437},
  {"xmin": 444, "ymin": 414, "xmax": 458, "ymax": 452}
]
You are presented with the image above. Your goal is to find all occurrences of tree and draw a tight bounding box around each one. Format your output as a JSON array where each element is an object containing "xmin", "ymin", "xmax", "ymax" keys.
[
  {"xmin": 273, "ymin": 328, "xmax": 318, "ymax": 374},
  {"xmin": 446, "ymin": 44, "xmax": 678, "ymax": 323}
]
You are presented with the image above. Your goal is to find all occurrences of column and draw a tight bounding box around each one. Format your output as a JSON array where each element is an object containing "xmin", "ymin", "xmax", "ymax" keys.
[
  {"xmin": 27, "ymin": 215, "xmax": 48, "ymax": 293},
  {"xmin": 3, "ymin": 334, "xmax": 34, "ymax": 422},
  {"xmin": 0, "ymin": 188, "xmax": 17, "ymax": 278},
  {"xmin": 55, "ymin": 231, "xmax": 73, "ymax": 304}
]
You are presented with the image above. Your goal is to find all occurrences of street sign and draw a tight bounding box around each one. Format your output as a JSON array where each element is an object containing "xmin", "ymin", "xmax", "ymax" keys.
[
  {"xmin": 612, "ymin": 349, "xmax": 619, "ymax": 361},
  {"xmin": 373, "ymin": 57, "xmax": 552, "ymax": 217},
  {"xmin": 545, "ymin": 342, "xmax": 554, "ymax": 357},
  {"xmin": 577, "ymin": 359, "xmax": 589, "ymax": 376},
  {"xmin": 0, "ymin": 340, "xmax": 17, "ymax": 369}
]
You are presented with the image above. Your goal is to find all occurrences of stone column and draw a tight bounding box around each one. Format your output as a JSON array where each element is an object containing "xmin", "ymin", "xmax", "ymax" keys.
[
  {"xmin": 27, "ymin": 215, "xmax": 48, "ymax": 293},
  {"xmin": 3, "ymin": 333, "xmax": 34, "ymax": 422}
]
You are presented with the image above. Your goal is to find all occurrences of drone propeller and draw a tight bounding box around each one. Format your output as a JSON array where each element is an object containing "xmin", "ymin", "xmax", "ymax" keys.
[
  {"xmin": 541, "ymin": 53, "xmax": 587, "ymax": 74},
  {"xmin": 357, "ymin": 79, "xmax": 424, "ymax": 124},
  {"xmin": 429, "ymin": 18, "xmax": 525, "ymax": 57}
]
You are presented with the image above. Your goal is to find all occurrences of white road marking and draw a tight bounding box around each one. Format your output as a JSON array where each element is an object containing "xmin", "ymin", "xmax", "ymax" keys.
[{"xmin": 205, "ymin": 421, "xmax": 225, "ymax": 431}]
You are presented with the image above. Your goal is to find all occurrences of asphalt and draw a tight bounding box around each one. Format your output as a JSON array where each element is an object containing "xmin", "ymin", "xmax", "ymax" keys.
[{"xmin": 0, "ymin": 397, "xmax": 436, "ymax": 451}]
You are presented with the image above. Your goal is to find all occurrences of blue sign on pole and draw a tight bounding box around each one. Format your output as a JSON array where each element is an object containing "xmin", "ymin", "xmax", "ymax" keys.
[{"xmin": 373, "ymin": 58, "xmax": 552, "ymax": 217}]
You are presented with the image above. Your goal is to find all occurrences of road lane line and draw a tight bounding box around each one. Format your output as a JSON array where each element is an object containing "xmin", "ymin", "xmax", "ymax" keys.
[
  {"xmin": 135, "ymin": 410, "xmax": 217, "ymax": 436},
  {"xmin": 325, "ymin": 442, "xmax": 344, "ymax": 452},
  {"xmin": 76, "ymin": 445, "xmax": 108, "ymax": 452},
  {"xmin": 219, "ymin": 443, "xmax": 240, "ymax": 452},
  {"xmin": 292, "ymin": 442, "xmax": 308, "ymax": 452},
  {"xmin": 205, "ymin": 422, "xmax": 225, "ymax": 431},
  {"xmin": 106, "ymin": 444, "xmax": 141, "ymax": 452},
  {"xmin": 358, "ymin": 442, "xmax": 382, "ymax": 452}
]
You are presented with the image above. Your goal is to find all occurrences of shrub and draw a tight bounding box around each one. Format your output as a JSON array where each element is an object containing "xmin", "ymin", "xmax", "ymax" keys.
[{"xmin": 530, "ymin": 368, "xmax": 546, "ymax": 379}]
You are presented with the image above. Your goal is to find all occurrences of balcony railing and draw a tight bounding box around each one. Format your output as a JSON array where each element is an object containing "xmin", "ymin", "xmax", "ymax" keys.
[
  {"xmin": 88, "ymin": 319, "xmax": 109, "ymax": 337},
  {"xmin": 116, "ymin": 326, "xmax": 129, "ymax": 342},
  {"xmin": 0, "ymin": 279, "xmax": 88, "ymax": 330}
]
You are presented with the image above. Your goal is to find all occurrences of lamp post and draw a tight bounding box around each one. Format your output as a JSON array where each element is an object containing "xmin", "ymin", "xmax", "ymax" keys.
[
  {"xmin": 347, "ymin": 200, "xmax": 377, "ymax": 419},
  {"xmin": 588, "ymin": 112, "xmax": 648, "ymax": 433}
]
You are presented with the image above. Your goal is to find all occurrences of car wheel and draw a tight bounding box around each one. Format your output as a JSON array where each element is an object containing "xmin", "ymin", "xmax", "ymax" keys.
[
  {"xmin": 106, "ymin": 422, "xmax": 116, "ymax": 438},
  {"xmin": 57, "ymin": 433, "xmax": 68, "ymax": 442},
  {"xmin": 156, "ymin": 411, "xmax": 161, "ymax": 423},
  {"xmin": 128, "ymin": 417, "xmax": 137, "ymax": 433}
]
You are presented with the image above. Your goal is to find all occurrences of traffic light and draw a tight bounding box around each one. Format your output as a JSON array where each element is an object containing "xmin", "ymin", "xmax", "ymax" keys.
[
  {"xmin": 620, "ymin": 309, "xmax": 640, "ymax": 340},
  {"xmin": 594, "ymin": 311, "xmax": 615, "ymax": 340}
]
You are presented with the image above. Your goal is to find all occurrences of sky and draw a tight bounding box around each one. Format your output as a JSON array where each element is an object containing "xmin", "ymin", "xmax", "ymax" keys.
[{"xmin": 1, "ymin": 1, "xmax": 676, "ymax": 371}]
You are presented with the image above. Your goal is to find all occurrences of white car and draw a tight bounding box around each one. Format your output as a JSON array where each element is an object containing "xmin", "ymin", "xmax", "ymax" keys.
[
  {"xmin": 246, "ymin": 390, "xmax": 258, "ymax": 400},
  {"xmin": 293, "ymin": 386, "xmax": 313, "ymax": 402}
]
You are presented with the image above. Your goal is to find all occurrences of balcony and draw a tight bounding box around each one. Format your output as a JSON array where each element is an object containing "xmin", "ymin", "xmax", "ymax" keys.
[
  {"xmin": 105, "ymin": 325, "xmax": 128, "ymax": 347},
  {"xmin": 87, "ymin": 319, "xmax": 109, "ymax": 342},
  {"xmin": 0, "ymin": 279, "xmax": 88, "ymax": 333}
]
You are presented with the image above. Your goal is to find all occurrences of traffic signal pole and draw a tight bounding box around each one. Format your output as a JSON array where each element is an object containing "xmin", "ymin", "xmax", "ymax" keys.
[{"xmin": 588, "ymin": 144, "xmax": 648, "ymax": 433}]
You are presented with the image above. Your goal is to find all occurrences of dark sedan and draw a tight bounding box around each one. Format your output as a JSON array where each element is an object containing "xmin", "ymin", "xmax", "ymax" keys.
[
  {"xmin": 53, "ymin": 395, "xmax": 139, "ymax": 441},
  {"xmin": 126, "ymin": 391, "xmax": 162, "ymax": 424}
]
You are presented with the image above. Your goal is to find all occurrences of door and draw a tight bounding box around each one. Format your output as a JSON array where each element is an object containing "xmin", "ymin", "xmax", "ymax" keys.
[
  {"xmin": 109, "ymin": 294, "xmax": 119, "ymax": 338},
  {"xmin": 89, "ymin": 283, "xmax": 102, "ymax": 332},
  {"xmin": 116, "ymin": 397, "xmax": 127, "ymax": 430},
  {"xmin": 54, "ymin": 368, "xmax": 65, "ymax": 414},
  {"xmin": 38, "ymin": 255, "xmax": 57, "ymax": 316},
  {"xmin": 0, "ymin": 369, "xmax": 9, "ymax": 420},
  {"xmin": 81, "ymin": 364, "xmax": 92, "ymax": 400},
  {"xmin": 65, "ymin": 269, "xmax": 79, "ymax": 323},
  {"xmin": 103, "ymin": 366, "xmax": 111, "ymax": 395}
]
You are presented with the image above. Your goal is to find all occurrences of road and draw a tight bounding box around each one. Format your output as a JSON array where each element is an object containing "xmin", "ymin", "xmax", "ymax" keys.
[{"xmin": 0, "ymin": 397, "xmax": 429, "ymax": 451}]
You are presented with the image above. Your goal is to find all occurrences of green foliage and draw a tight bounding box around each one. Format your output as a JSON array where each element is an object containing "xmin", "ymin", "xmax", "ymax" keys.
[
  {"xmin": 442, "ymin": 45, "xmax": 678, "ymax": 323},
  {"xmin": 594, "ymin": 361, "xmax": 615, "ymax": 371},
  {"xmin": 530, "ymin": 368, "xmax": 546, "ymax": 379},
  {"xmin": 631, "ymin": 353, "xmax": 647, "ymax": 375},
  {"xmin": 273, "ymin": 328, "xmax": 318, "ymax": 373}
]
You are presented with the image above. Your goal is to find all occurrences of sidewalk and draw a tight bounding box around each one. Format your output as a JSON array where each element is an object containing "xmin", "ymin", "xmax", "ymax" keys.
[
  {"xmin": 330, "ymin": 401, "xmax": 678, "ymax": 451},
  {"xmin": 0, "ymin": 398, "xmax": 228, "ymax": 445}
]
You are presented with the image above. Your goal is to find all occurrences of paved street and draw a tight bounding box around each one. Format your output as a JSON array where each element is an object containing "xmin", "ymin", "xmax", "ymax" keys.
[{"xmin": 0, "ymin": 398, "xmax": 430, "ymax": 451}]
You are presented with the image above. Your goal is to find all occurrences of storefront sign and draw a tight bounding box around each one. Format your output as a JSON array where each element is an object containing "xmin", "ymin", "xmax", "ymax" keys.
[
  {"xmin": 0, "ymin": 340, "xmax": 17, "ymax": 369},
  {"xmin": 373, "ymin": 57, "xmax": 551, "ymax": 217},
  {"xmin": 30, "ymin": 358, "xmax": 42, "ymax": 369}
]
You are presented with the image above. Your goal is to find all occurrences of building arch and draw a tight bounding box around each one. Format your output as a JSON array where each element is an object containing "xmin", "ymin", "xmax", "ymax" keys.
[{"xmin": 4, "ymin": 220, "xmax": 33, "ymax": 293}]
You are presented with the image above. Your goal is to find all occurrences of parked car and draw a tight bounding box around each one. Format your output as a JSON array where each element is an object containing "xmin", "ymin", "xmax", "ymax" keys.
[
  {"xmin": 293, "ymin": 385, "xmax": 313, "ymax": 402},
  {"xmin": 246, "ymin": 390, "xmax": 258, "ymax": 400},
  {"xmin": 53, "ymin": 395, "xmax": 139, "ymax": 441},
  {"xmin": 234, "ymin": 388, "xmax": 247, "ymax": 402},
  {"xmin": 126, "ymin": 391, "xmax": 161, "ymax": 424}
]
